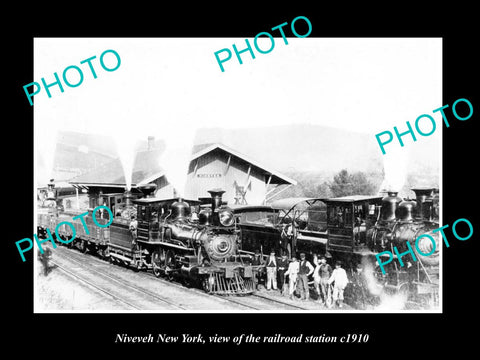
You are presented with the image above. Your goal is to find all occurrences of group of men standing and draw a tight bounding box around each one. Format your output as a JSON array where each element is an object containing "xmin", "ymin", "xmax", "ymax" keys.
[{"xmin": 252, "ymin": 251, "xmax": 349, "ymax": 308}]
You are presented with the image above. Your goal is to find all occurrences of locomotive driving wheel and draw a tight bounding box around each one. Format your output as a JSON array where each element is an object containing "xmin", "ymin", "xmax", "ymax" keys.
[
  {"xmin": 78, "ymin": 239, "xmax": 87, "ymax": 253},
  {"xmin": 202, "ymin": 276, "xmax": 213, "ymax": 293},
  {"xmin": 164, "ymin": 250, "xmax": 176, "ymax": 281},
  {"xmin": 151, "ymin": 249, "xmax": 164, "ymax": 278}
]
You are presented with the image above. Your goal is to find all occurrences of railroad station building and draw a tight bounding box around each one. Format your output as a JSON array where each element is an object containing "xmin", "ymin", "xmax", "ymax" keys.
[
  {"xmin": 185, "ymin": 143, "xmax": 296, "ymax": 205},
  {"xmin": 69, "ymin": 142, "xmax": 296, "ymax": 212}
]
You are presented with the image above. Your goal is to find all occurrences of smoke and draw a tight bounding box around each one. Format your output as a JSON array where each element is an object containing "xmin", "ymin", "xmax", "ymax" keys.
[
  {"xmin": 113, "ymin": 134, "xmax": 137, "ymax": 191},
  {"xmin": 36, "ymin": 139, "xmax": 57, "ymax": 186},
  {"xmin": 360, "ymin": 257, "xmax": 410, "ymax": 311},
  {"xmin": 158, "ymin": 128, "xmax": 196, "ymax": 198},
  {"xmin": 34, "ymin": 101, "xmax": 61, "ymax": 189},
  {"xmin": 374, "ymin": 292, "xmax": 408, "ymax": 311},
  {"xmin": 379, "ymin": 146, "xmax": 410, "ymax": 194},
  {"xmin": 361, "ymin": 257, "xmax": 383, "ymax": 297}
]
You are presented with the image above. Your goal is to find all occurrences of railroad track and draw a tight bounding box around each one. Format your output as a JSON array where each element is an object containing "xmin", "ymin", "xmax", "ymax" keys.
[
  {"xmin": 52, "ymin": 246, "xmax": 257, "ymax": 310},
  {"xmin": 52, "ymin": 245, "xmax": 312, "ymax": 311},
  {"xmin": 51, "ymin": 260, "xmax": 141, "ymax": 310},
  {"xmin": 51, "ymin": 248, "xmax": 187, "ymax": 310},
  {"xmin": 142, "ymin": 273, "xmax": 263, "ymax": 310},
  {"xmin": 53, "ymin": 246, "xmax": 265, "ymax": 310},
  {"xmin": 139, "ymin": 265, "xmax": 311, "ymax": 310},
  {"xmin": 251, "ymin": 293, "xmax": 310, "ymax": 310}
]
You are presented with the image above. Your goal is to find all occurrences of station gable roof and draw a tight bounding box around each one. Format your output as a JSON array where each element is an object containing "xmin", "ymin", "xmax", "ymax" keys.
[{"xmin": 191, "ymin": 143, "xmax": 297, "ymax": 186}]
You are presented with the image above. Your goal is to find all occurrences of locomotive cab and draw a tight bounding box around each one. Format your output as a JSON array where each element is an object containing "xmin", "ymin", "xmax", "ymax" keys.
[
  {"xmin": 324, "ymin": 195, "xmax": 383, "ymax": 256},
  {"xmin": 133, "ymin": 197, "xmax": 201, "ymax": 243}
]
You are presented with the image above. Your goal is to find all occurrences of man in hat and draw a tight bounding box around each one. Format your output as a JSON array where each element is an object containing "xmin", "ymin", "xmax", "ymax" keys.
[
  {"xmin": 265, "ymin": 251, "xmax": 278, "ymax": 290},
  {"xmin": 328, "ymin": 260, "xmax": 349, "ymax": 308},
  {"xmin": 314, "ymin": 256, "xmax": 332, "ymax": 305},
  {"xmin": 129, "ymin": 215, "xmax": 138, "ymax": 248},
  {"xmin": 297, "ymin": 252, "xmax": 314, "ymax": 300},
  {"xmin": 276, "ymin": 252, "xmax": 289, "ymax": 295}
]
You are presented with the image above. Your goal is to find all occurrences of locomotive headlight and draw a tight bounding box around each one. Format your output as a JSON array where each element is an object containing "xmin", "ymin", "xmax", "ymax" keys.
[
  {"xmin": 412, "ymin": 230, "xmax": 439, "ymax": 267},
  {"xmin": 218, "ymin": 209, "xmax": 234, "ymax": 227},
  {"xmin": 416, "ymin": 231, "xmax": 439, "ymax": 256},
  {"xmin": 417, "ymin": 236, "xmax": 434, "ymax": 255}
]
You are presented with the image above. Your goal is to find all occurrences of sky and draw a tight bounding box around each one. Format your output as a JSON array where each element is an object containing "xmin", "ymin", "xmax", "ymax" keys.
[{"xmin": 34, "ymin": 37, "xmax": 442, "ymax": 192}]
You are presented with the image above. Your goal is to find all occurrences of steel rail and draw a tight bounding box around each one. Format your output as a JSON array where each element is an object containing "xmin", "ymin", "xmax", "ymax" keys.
[
  {"xmin": 50, "ymin": 260, "xmax": 141, "ymax": 310},
  {"xmin": 52, "ymin": 248, "xmax": 187, "ymax": 310}
]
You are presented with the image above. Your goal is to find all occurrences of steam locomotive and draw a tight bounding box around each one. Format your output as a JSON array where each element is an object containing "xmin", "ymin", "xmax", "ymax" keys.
[
  {"xmin": 324, "ymin": 188, "xmax": 440, "ymax": 306},
  {"xmin": 233, "ymin": 187, "xmax": 440, "ymax": 307},
  {"xmin": 367, "ymin": 188, "xmax": 440, "ymax": 302},
  {"xmin": 37, "ymin": 187, "xmax": 258, "ymax": 295}
]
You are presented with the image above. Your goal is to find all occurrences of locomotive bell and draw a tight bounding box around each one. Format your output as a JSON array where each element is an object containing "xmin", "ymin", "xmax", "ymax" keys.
[
  {"xmin": 124, "ymin": 190, "xmax": 133, "ymax": 208},
  {"xmin": 396, "ymin": 199, "xmax": 416, "ymax": 222},
  {"xmin": 381, "ymin": 191, "xmax": 403, "ymax": 221},
  {"xmin": 171, "ymin": 198, "xmax": 191, "ymax": 220}
]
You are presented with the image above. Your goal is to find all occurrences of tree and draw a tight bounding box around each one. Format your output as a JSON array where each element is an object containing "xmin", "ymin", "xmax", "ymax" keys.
[
  {"xmin": 330, "ymin": 169, "xmax": 352, "ymax": 197},
  {"xmin": 329, "ymin": 169, "xmax": 376, "ymax": 197},
  {"xmin": 268, "ymin": 169, "xmax": 378, "ymax": 202}
]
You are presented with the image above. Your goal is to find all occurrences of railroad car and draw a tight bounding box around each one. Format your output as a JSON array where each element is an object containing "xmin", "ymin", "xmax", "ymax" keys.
[{"xmin": 233, "ymin": 198, "xmax": 328, "ymax": 263}]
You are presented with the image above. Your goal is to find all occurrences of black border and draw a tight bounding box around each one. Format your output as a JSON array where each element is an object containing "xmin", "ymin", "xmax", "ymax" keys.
[{"xmin": 7, "ymin": 5, "xmax": 478, "ymax": 355}]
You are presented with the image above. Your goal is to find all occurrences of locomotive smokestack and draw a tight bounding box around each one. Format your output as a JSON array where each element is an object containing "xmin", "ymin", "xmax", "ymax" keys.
[
  {"xmin": 412, "ymin": 188, "xmax": 434, "ymax": 220},
  {"xmin": 124, "ymin": 190, "xmax": 133, "ymax": 208},
  {"xmin": 208, "ymin": 189, "xmax": 225, "ymax": 213},
  {"xmin": 380, "ymin": 191, "xmax": 402, "ymax": 222},
  {"xmin": 46, "ymin": 178, "xmax": 56, "ymax": 201},
  {"xmin": 139, "ymin": 183, "xmax": 157, "ymax": 198}
]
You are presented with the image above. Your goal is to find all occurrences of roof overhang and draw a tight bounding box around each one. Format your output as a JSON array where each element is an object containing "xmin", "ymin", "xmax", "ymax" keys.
[
  {"xmin": 322, "ymin": 195, "xmax": 383, "ymax": 204},
  {"xmin": 270, "ymin": 197, "xmax": 326, "ymax": 210}
]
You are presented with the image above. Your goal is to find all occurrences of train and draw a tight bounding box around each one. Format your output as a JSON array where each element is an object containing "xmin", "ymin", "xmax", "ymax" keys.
[
  {"xmin": 37, "ymin": 180, "xmax": 440, "ymax": 307},
  {"xmin": 37, "ymin": 186, "xmax": 258, "ymax": 295},
  {"xmin": 233, "ymin": 188, "xmax": 440, "ymax": 307}
]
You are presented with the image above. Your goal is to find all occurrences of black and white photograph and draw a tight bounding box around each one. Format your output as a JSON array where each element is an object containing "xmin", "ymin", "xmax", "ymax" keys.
[{"xmin": 33, "ymin": 37, "xmax": 442, "ymax": 313}]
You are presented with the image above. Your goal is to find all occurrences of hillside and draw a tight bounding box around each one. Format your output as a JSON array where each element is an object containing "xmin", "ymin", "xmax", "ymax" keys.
[{"xmin": 194, "ymin": 124, "xmax": 384, "ymax": 173}]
